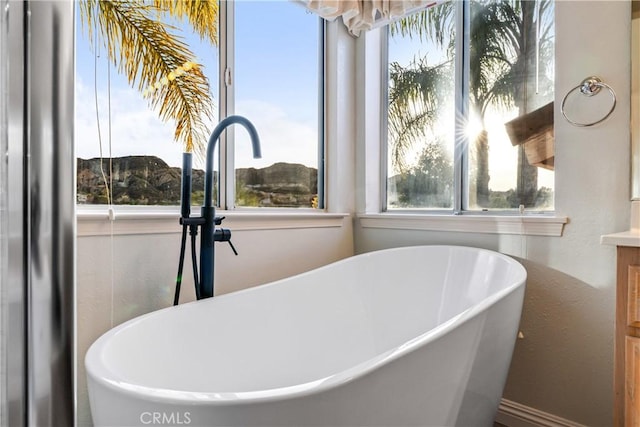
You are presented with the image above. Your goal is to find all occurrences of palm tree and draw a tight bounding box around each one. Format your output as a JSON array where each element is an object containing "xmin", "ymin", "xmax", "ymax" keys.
[
  {"xmin": 78, "ymin": 0, "xmax": 218, "ymax": 157},
  {"xmin": 388, "ymin": 56, "xmax": 453, "ymax": 173},
  {"xmin": 388, "ymin": 1, "xmax": 455, "ymax": 175},
  {"xmin": 389, "ymin": 0, "xmax": 554, "ymax": 208}
]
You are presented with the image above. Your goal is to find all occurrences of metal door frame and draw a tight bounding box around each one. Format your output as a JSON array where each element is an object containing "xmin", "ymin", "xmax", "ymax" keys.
[{"xmin": 3, "ymin": 1, "xmax": 75, "ymax": 425}]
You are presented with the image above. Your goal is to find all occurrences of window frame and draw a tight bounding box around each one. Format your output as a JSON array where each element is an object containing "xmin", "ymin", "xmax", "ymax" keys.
[
  {"xmin": 381, "ymin": 0, "xmax": 555, "ymax": 216},
  {"xmin": 217, "ymin": 1, "xmax": 326, "ymax": 211},
  {"xmin": 356, "ymin": 5, "xmax": 566, "ymax": 236},
  {"xmin": 74, "ymin": 1, "xmax": 326, "ymax": 213}
]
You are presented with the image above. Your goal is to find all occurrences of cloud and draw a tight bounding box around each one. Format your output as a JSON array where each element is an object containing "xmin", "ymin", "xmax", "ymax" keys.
[
  {"xmin": 75, "ymin": 79, "xmax": 319, "ymax": 171},
  {"xmin": 75, "ymin": 79, "xmax": 188, "ymax": 167},
  {"xmin": 235, "ymin": 99, "xmax": 318, "ymax": 169}
]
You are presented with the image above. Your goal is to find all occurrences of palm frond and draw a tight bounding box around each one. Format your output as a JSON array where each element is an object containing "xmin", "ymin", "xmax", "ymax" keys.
[
  {"xmin": 388, "ymin": 58, "xmax": 452, "ymax": 171},
  {"xmin": 79, "ymin": 0, "xmax": 214, "ymax": 156},
  {"xmin": 153, "ymin": 0, "xmax": 218, "ymax": 46},
  {"xmin": 389, "ymin": 109, "xmax": 435, "ymax": 172},
  {"xmin": 390, "ymin": 1, "xmax": 455, "ymax": 46}
]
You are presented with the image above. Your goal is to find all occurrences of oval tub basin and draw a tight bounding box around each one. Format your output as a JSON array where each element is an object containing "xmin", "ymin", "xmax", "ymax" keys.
[{"xmin": 86, "ymin": 245, "xmax": 527, "ymax": 426}]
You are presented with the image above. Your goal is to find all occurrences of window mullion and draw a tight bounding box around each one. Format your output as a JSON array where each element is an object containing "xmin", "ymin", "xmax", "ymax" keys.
[
  {"xmin": 454, "ymin": 0, "xmax": 470, "ymax": 214},
  {"xmin": 219, "ymin": 0, "xmax": 235, "ymax": 210},
  {"xmin": 317, "ymin": 18, "xmax": 326, "ymax": 210},
  {"xmin": 380, "ymin": 26, "xmax": 390, "ymax": 213}
]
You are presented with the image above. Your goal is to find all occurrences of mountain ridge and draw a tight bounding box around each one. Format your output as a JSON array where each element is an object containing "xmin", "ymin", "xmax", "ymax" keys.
[{"xmin": 77, "ymin": 155, "xmax": 318, "ymax": 207}]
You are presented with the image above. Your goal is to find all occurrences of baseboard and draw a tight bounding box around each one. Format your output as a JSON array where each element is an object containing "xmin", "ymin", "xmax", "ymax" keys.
[{"xmin": 495, "ymin": 399, "xmax": 587, "ymax": 427}]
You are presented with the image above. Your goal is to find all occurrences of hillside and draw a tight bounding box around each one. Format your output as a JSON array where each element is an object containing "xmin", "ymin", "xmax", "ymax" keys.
[{"xmin": 77, "ymin": 156, "xmax": 318, "ymax": 207}]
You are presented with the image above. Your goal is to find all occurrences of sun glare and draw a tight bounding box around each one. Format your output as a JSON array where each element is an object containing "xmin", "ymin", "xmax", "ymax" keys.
[{"xmin": 465, "ymin": 114, "xmax": 483, "ymax": 141}]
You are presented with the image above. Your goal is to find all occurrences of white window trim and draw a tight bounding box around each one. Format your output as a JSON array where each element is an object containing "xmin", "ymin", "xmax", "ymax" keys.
[
  {"xmin": 76, "ymin": 206, "xmax": 349, "ymax": 237},
  {"xmin": 358, "ymin": 212, "xmax": 567, "ymax": 237},
  {"xmin": 355, "ymin": 14, "xmax": 566, "ymax": 238},
  {"xmin": 219, "ymin": 0, "xmax": 234, "ymax": 209}
]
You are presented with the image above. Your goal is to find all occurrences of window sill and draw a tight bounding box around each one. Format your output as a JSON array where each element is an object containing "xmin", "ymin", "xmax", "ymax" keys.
[
  {"xmin": 76, "ymin": 206, "xmax": 350, "ymax": 237},
  {"xmin": 357, "ymin": 213, "xmax": 568, "ymax": 237}
]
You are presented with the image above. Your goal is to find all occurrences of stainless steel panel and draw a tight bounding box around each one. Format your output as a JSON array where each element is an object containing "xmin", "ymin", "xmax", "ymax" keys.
[
  {"xmin": 0, "ymin": 0, "xmax": 8, "ymax": 423},
  {"xmin": 3, "ymin": 0, "xmax": 75, "ymax": 425},
  {"xmin": 5, "ymin": 1, "xmax": 27, "ymax": 425},
  {"xmin": 26, "ymin": 1, "xmax": 75, "ymax": 425}
]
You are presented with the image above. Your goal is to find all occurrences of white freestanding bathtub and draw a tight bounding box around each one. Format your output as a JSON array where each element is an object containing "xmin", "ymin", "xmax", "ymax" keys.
[{"xmin": 86, "ymin": 245, "xmax": 526, "ymax": 427}]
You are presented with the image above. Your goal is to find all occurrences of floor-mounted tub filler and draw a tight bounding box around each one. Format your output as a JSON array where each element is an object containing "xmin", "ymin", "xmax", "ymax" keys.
[{"xmin": 85, "ymin": 245, "xmax": 526, "ymax": 427}]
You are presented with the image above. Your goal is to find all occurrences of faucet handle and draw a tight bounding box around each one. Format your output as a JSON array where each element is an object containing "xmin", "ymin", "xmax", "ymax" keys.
[
  {"xmin": 214, "ymin": 215, "xmax": 226, "ymax": 225},
  {"xmin": 213, "ymin": 228, "xmax": 238, "ymax": 256},
  {"xmin": 227, "ymin": 240, "xmax": 238, "ymax": 256}
]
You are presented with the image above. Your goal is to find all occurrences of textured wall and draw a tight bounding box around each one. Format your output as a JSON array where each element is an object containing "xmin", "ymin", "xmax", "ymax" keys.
[
  {"xmin": 354, "ymin": 2, "xmax": 631, "ymax": 425},
  {"xmin": 76, "ymin": 3, "xmax": 632, "ymax": 425}
]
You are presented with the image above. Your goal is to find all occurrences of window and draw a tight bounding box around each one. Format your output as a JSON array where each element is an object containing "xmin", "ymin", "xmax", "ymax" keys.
[
  {"xmin": 75, "ymin": 1, "xmax": 323, "ymax": 209},
  {"xmin": 229, "ymin": 1, "xmax": 323, "ymax": 209},
  {"xmin": 385, "ymin": 0, "xmax": 555, "ymax": 212}
]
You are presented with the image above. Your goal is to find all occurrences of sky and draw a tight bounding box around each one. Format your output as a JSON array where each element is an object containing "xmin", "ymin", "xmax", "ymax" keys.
[
  {"xmin": 75, "ymin": 1, "xmax": 320, "ymax": 171},
  {"xmin": 75, "ymin": 0, "xmax": 553, "ymax": 192}
]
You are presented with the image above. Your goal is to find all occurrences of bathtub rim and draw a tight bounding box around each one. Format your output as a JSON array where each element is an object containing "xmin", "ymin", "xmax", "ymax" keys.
[{"xmin": 85, "ymin": 245, "xmax": 527, "ymax": 406}]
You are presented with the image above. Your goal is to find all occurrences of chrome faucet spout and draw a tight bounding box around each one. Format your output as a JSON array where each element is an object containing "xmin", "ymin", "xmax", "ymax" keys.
[{"xmin": 204, "ymin": 115, "xmax": 261, "ymax": 208}]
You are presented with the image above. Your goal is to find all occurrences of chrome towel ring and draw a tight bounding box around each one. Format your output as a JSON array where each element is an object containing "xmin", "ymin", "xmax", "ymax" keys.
[{"xmin": 561, "ymin": 76, "xmax": 616, "ymax": 127}]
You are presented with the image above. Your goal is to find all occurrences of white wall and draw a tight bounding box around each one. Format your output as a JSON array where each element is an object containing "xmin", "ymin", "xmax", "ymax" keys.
[
  {"xmin": 77, "ymin": 2, "xmax": 632, "ymax": 425},
  {"xmin": 354, "ymin": 1, "xmax": 631, "ymax": 425}
]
